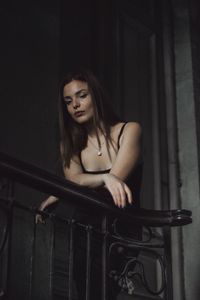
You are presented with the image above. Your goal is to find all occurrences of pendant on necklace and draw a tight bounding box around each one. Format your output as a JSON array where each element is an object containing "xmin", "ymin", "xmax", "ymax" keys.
[{"xmin": 98, "ymin": 151, "xmax": 102, "ymax": 156}]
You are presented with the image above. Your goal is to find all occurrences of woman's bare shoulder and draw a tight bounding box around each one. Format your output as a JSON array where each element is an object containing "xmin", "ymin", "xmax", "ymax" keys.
[
  {"xmin": 110, "ymin": 122, "xmax": 141, "ymax": 147},
  {"xmin": 117, "ymin": 122, "xmax": 142, "ymax": 148},
  {"xmin": 111, "ymin": 122, "xmax": 125, "ymax": 133},
  {"xmin": 123, "ymin": 122, "xmax": 142, "ymax": 143},
  {"xmin": 111, "ymin": 121, "xmax": 141, "ymax": 134},
  {"xmin": 110, "ymin": 122, "xmax": 125, "ymax": 140},
  {"xmin": 124, "ymin": 121, "xmax": 141, "ymax": 133}
]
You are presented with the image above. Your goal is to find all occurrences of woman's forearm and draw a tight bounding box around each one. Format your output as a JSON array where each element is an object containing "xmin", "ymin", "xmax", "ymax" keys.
[
  {"xmin": 68, "ymin": 173, "xmax": 105, "ymax": 188},
  {"xmin": 65, "ymin": 173, "xmax": 133, "ymax": 208}
]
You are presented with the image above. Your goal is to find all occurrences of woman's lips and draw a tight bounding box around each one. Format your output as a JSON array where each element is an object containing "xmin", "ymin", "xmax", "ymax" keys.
[{"xmin": 74, "ymin": 111, "xmax": 85, "ymax": 117}]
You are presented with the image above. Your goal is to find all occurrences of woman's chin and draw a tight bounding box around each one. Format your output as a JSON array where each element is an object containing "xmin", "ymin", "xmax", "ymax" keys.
[{"xmin": 73, "ymin": 116, "xmax": 92, "ymax": 124}]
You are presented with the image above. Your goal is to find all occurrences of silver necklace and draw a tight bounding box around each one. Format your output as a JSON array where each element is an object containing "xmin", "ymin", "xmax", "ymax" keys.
[{"xmin": 88, "ymin": 137, "xmax": 105, "ymax": 156}]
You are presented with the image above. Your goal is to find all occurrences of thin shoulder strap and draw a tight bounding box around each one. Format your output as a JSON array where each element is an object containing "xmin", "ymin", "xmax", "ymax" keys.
[{"xmin": 117, "ymin": 122, "xmax": 128, "ymax": 149}]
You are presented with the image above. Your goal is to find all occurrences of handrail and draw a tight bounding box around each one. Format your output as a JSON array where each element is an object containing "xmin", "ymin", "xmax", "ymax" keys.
[{"xmin": 0, "ymin": 152, "xmax": 192, "ymax": 227}]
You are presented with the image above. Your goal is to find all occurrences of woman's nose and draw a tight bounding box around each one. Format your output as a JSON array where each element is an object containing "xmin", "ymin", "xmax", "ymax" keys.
[{"xmin": 72, "ymin": 98, "xmax": 80, "ymax": 109}]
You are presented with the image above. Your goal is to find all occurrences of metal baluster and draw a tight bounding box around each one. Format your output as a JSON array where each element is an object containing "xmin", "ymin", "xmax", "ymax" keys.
[
  {"xmin": 29, "ymin": 215, "xmax": 36, "ymax": 300},
  {"xmin": 68, "ymin": 220, "xmax": 75, "ymax": 300},
  {"xmin": 5, "ymin": 180, "xmax": 14, "ymax": 299},
  {"xmin": 163, "ymin": 226, "xmax": 173, "ymax": 300},
  {"xmin": 49, "ymin": 218, "xmax": 55, "ymax": 300},
  {"xmin": 102, "ymin": 215, "xmax": 109, "ymax": 300},
  {"xmin": 85, "ymin": 225, "xmax": 92, "ymax": 300}
]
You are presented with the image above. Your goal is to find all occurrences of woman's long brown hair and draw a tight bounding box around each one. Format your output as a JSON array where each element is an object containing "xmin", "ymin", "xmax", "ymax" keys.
[{"xmin": 58, "ymin": 69, "xmax": 120, "ymax": 167}]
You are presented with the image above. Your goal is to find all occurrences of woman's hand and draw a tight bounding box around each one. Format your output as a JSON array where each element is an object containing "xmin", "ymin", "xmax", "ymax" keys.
[
  {"xmin": 102, "ymin": 173, "xmax": 132, "ymax": 208},
  {"xmin": 35, "ymin": 196, "xmax": 59, "ymax": 224}
]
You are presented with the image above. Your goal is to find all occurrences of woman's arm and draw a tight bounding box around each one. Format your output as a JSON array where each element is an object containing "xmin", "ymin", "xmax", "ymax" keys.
[
  {"xmin": 63, "ymin": 157, "xmax": 105, "ymax": 188},
  {"xmin": 64, "ymin": 160, "xmax": 132, "ymax": 208},
  {"xmin": 110, "ymin": 122, "xmax": 141, "ymax": 180},
  {"xmin": 102, "ymin": 122, "xmax": 141, "ymax": 207},
  {"xmin": 64, "ymin": 161, "xmax": 129, "ymax": 207},
  {"xmin": 35, "ymin": 195, "xmax": 59, "ymax": 223}
]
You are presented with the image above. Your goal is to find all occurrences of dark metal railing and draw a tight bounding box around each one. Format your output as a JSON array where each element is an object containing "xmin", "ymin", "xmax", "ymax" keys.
[{"xmin": 0, "ymin": 152, "xmax": 192, "ymax": 300}]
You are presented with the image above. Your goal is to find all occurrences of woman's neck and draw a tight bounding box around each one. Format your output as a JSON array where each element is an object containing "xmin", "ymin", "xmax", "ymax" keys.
[{"xmin": 85, "ymin": 121, "xmax": 105, "ymax": 138}]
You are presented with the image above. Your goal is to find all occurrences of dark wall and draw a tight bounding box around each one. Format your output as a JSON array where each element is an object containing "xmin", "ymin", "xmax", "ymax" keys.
[
  {"xmin": 0, "ymin": 1, "xmax": 60, "ymax": 173},
  {"xmin": 60, "ymin": 0, "xmax": 94, "ymax": 73},
  {"xmin": 60, "ymin": 0, "xmax": 114, "ymax": 95},
  {"xmin": 0, "ymin": 0, "xmax": 115, "ymax": 171}
]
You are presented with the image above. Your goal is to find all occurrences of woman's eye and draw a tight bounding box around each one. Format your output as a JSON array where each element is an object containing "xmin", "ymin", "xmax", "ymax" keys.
[
  {"xmin": 64, "ymin": 100, "xmax": 72, "ymax": 106},
  {"xmin": 79, "ymin": 93, "xmax": 87, "ymax": 99}
]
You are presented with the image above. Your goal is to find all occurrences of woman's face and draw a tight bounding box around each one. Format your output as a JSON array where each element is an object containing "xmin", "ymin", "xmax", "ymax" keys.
[{"xmin": 63, "ymin": 80, "xmax": 94, "ymax": 124}]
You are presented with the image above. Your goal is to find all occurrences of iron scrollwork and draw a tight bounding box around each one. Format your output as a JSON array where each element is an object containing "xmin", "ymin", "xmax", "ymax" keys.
[{"xmin": 109, "ymin": 218, "xmax": 167, "ymax": 297}]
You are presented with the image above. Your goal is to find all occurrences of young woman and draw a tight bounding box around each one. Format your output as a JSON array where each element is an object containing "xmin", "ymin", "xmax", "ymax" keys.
[
  {"xmin": 36, "ymin": 69, "xmax": 142, "ymax": 299},
  {"xmin": 36, "ymin": 69, "xmax": 141, "ymax": 217}
]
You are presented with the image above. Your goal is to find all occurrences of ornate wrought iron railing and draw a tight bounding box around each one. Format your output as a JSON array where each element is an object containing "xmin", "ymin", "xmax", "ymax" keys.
[{"xmin": 0, "ymin": 152, "xmax": 192, "ymax": 300}]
